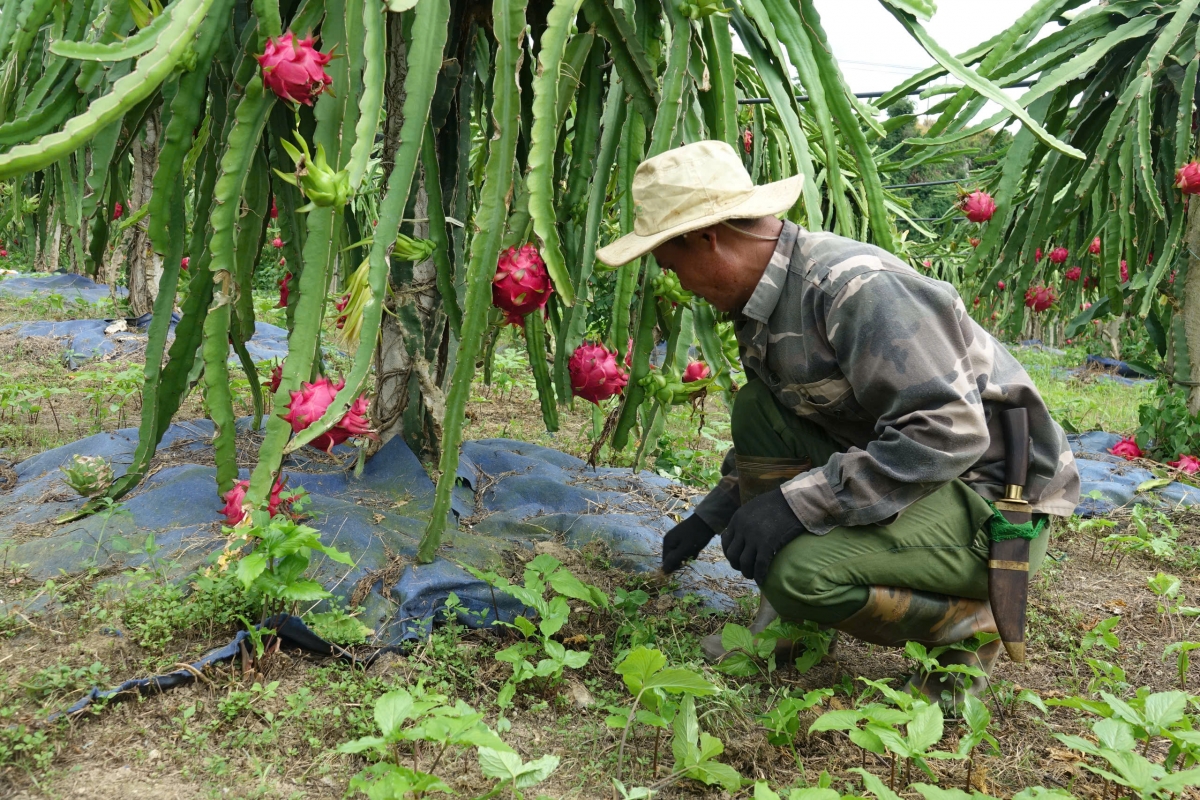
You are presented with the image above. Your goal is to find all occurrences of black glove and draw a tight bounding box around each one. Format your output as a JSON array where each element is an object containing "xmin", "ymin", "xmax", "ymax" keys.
[
  {"xmin": 722, "ymin": 488, "xmax": 806, "ymax": 586},
  {"xmin": 661, "ymin": 514, "xmax": 717, "ymax": 573}
]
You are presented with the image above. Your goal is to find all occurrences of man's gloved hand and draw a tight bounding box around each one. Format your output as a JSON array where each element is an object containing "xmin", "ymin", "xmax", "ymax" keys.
[
  {"xmin": 722, "ymin": 488, "xmax": 806, "ymax": 585},
  {"xmin": 661, "ymin": 514, "xmax": 716, "ymax": 573}
]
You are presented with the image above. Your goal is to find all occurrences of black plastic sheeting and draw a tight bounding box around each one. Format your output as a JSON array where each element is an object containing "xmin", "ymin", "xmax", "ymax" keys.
[{"xmin": 50, "ymin": 614, "xmax": 383, "ymax": 721}]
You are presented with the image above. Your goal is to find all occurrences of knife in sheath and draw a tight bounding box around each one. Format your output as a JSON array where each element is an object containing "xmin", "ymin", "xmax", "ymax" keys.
[{"xmin": 991, "ymin": 407, "xmax": 1034, "ymax": 663}]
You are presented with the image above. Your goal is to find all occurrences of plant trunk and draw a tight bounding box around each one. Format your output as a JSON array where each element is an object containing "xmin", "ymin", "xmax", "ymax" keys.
[
  {"xmin": 369, "ymin": 11, "xmax": 458, "ymax": 464},
  {"xmin": 123, "ymin": 112, "xmax": 163, "ymax": 316},
  {"xmin": 1183, "ymin": 198, "xmax": 1200, "ymax": 414}
]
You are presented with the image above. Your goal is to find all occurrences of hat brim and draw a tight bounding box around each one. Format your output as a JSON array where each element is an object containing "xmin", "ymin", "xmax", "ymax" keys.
[{"xmin": 594, "ymin": 174, "xmax": 805, "ymax": 267}]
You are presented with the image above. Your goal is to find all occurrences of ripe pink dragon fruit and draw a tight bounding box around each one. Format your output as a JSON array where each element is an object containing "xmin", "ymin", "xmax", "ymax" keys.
[
  {"xmin": 492, "ymin": 244, "xmax": 553, "ymax": 319},
  {"xmin": 180, "ymin": 256, "xmax": 189, "ymax": 271},
  {"xmin": 1169, "ymin": 454, "xmax": 1200, "ymax": 474},
  {"xmin": 969, "ymin": 237, "xmax": 981, "ymax": 248},
  {"xmin": 997, "ymin": 280, "xmax": 1006, "ymax": 290},
  {"xmin": 112, "ymin": 201, "xmax": 123, "ymax": 220},
  {"xmin": 973, "ymin": 297, "xmax": 981, "ymax": 307},
  {"xmin": 682, "ymin": 361, "xmax": 710, "ymax": 383},
  {"xmin": 0, "ymin": 249, "xmax": 8, "ymax": 258},
  {"xmin": 1081, "ymin": 302, "xmax": 1092, "ymax": 310},
  {"xmin": 1035, "ymin": 247, "xmax": 1043, "ymax": 261},
  {"xmin": 568, "ymin": 343, "xmax": 628, "ymax": 404},
  {"xmin": 743, "ymin": 129, "xmax": 753, "ymax": 154},
  {"xmin": 1024, "ymin": 284, "xmax": 1056, "ymax": 312},
  {"xmin": 272, "ymin": 237, "xmax": 284, "ymax": 249},
  {"xmin": 960, "ymin": 190, "xmax": 995, "ymax": 223},
  {"xmin": 221, "ymin": 477, "xmax": 290, "ymax": 525},
  {"xmin": 268, "ymin": 362, "xmax": 284, "ymax": 393},
  {"xmin": 1084, "ymin": 275, "xmax": 1098, "ymax": 290},
  {"xmin": 1120, "ymin": 260, "xmax": 1129, "ymax": 283},
  {"xmin": 277, "ymin": 272, "xmax": 291, "ymax": 308},
  {"xmin": 257, "ymin": 32, "xmax": 333, "ymax": 106},
  {"xmin": 1110, "ymin": 437, "xmax": 1143, "ymax": 460},
  {"xmin": 1176, "ymin": 161, "xmax": 1200, "ymax": 194},
  {"xmin": 283, "ymin": 376, "xmax": 374, "ymax": 451},
  {"xmin": 1089, "ymin": 237, "xmax": 1101, "ymax": 255},
  {"xmin": 1064, "ymin": 266, "xmax": 1082, "ymax": 282},
  {"xmin": 1048, "ymin": 247, "xmax": 1068, "ymax": 264}
]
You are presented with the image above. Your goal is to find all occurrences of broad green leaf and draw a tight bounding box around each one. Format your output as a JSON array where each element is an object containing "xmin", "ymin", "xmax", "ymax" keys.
[
  {"xmin": 851, "ymin": 766, "xmax": 903, "ymax": 800},
  {"xmin": 645, "ymin": 667, "xmax": 718, "ymax": 696},
  {"xmin": 615, "ymin": 646, "xmax": 667, "ymax": 691},
  {"xmin": 684, "ymin": 760, "xmax": 743, "ymax": 792},
  {"xmin": 236, "ymin": 551, "xmax": 266, "ymax": 587},
  {"xmin": 720, "ymin": 623, "xmax": 755, "ymax": 654},
  {"xmin": 336, "ymin": 735, "xmax": 386, "ymax": 754},
  {"xmin": 515, "ymin": 754, "xmax": 560, "ymax": 789},
  {"xmin": 478, "ymin": 747, "xmax": 525, "ymax": 782},
  {"xmin": 1093, "ymin": 717, "xmax": 1137, "ymax": 752},
  {"xmin": 278, "ymin": 580, "xmax": 331, "ymax": 602},
  {"xmin": 809, "ymin": 709, "xmax": 863, "ymax": 733},
  {"xmin": 374, "ymin": 690, "xmax": 414, "ymax": 738},
  {"xmin": 906, "ymin": 702, "xmax": 945, "ymax": 753},
  {"xmin": 1137, "ymin": 478, "xmax": 1172, "ymax": 493}
]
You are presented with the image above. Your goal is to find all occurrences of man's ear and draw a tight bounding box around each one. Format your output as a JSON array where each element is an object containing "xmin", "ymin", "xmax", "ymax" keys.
[{"xmin": 698, "ymin": 224, "xmax": 720, "ymax": 252}]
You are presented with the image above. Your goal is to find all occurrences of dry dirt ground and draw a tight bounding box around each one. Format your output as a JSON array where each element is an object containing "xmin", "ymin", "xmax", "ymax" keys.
[{"xmin": 3, "ymin": 512, "xmax": 1200, "ymax": 800}]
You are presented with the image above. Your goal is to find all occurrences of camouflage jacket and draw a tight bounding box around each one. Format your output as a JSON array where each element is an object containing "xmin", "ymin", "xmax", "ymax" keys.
[{"xmin": 694, "ymin": 221, "xmax": 1080, "ymax": 535}]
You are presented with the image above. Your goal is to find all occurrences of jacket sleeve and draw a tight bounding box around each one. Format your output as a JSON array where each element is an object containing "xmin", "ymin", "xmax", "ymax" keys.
[
  {"xmin": 781, "ymin": 271, "xmax": 991, "ymax": 534},
  {"xmin": 692, "ymin": 447, "xmax": 741, "ymax": 533}
]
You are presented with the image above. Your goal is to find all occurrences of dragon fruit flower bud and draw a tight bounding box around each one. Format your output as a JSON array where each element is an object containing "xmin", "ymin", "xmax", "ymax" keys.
[
  {"xmin": 682, "ymin": 361, "xmax": 710, "ymax": 383},
  {"xmin": 492, "ymin": 244, "xmax": 553, "ymax": 318},
  {"xmin": 1089, "ymin": 237, "xmax": 1101, "ymax": 255},
  {"xmin": 568, "ymin": 342, "xmax": 629, "ymax": 404},
  {"xmin": 969, "ymin": 237, "xmax": 981, "ymax": 249},
  {"xmin": 1110, "ymin": 437, "xmax": 1143, "ymax": 460},
  {"xmin": 268, "ymin": 361, "xmax": 284, "ymax": 393},
  {"xmin": 275, "ymin": 134, "xmax": 352, "ymax": 210},
  {"xmin": 959, "ymin": 190, "xmax": 996, "ymax": 223},
  {"xmin": 1064, "ymin": 266, "xmax": 1082, "ymax": 282},
  {"xmin": 1023, "ymin": 284, "xmax": 1056, "ymax": 312},
  {"xmin": 60, "ymin": 455, "xmax": 114, "ymax": 498},
  {"xmin": 277, "ymin": 272, "xmax": 292, "ymax": 308},
  {"xmin": 1168, "ymin": 454, "xmax": 1200, "ymax": 474},
  {"xmin": 1048, "ymin": 247, "xmax": 1068, "ymax": 264},
  {"xmin": 257, "ymin": 32, "xmax": 333, "ymax": 106},
  {"xmin": 1176, "ymin": 162, "xmax": 1200, "ymax": 195}
]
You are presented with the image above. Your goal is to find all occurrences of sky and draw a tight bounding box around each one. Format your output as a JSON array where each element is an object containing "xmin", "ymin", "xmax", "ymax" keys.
[{"xmin": 812, "ymin": 0, "xmax": 1042, "ymax": 113}]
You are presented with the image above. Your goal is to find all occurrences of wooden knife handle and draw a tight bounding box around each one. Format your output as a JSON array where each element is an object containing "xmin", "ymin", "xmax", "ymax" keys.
[{"xmin": 1002, "ymin": 407, "xmax": 1030, "ymax": 489}]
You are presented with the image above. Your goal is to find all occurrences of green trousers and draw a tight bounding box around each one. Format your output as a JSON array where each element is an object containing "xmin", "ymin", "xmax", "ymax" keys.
[{"xmin": 731, "ymin": 379, "xmax": 1050, "ymax": 625}]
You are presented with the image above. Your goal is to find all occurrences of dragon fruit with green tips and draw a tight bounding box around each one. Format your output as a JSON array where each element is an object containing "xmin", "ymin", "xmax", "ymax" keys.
[{"xmin": 283, "ymin": 376, "xmax": 375, "ymax": 452}]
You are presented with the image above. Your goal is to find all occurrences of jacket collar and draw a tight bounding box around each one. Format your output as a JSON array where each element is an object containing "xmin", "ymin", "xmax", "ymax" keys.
[{"xmin": 740, "ymin": 220, "xmax": 799, "ymax": 324}]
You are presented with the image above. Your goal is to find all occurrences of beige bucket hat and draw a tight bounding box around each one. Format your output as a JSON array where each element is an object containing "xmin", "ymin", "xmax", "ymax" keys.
[{"xmin": 595, "ymin": 140, "xmax": 804, "ymax": 267}]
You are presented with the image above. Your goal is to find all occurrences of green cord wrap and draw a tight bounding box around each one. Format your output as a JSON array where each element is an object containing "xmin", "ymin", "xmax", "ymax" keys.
[{"xmin": 988, "ymin": 504, "xmax": 1047, "ymax": 542}]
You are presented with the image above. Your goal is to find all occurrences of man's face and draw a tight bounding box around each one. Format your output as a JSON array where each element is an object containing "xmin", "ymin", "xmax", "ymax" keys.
[{"xmin": 651, "ymin": 228, "xmax": 744, "ymax": 313}]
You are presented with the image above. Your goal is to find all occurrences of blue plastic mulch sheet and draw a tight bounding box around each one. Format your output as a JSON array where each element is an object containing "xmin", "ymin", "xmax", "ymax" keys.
[
  {"xmin": 1068, "ymin": 431, "xmax": 1200, "ymax": 516},
  {"xmin": 0, "ymin": 272, "xmax": 127, "ymax": 305},
  {"xmin": 0, "ymin": 317, "xmax": 290, "ymax": 369},
  {"xmin": 0, "ymin": 421, "xmax": 746, "ymax": 646}
]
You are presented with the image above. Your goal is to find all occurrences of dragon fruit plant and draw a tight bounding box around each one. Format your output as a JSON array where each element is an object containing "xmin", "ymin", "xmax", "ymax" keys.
[
  {"xmin": 1065, "ymin": 266, "xmax": 1082, "ymax": 282},
  {"xmin": 283, "ymin": 376, "xmax": 375, "ymax": 452},
  {"xmin": 1111, "ymin": 437, "xmax": 1143, "ymax": 460},
  {"xmin": 1048, "ymin": 247, "xmax": 1068, "ymax": 264},
  {"xmin": 568, "ymin": 343, "xmax": 628, "ymax": 404},
  {"xmin": 492, "ymin": 244, "xmax": 552, "ymax": 323},
  {"xmin": 60, "ymin": 455, "xmax": 114, "ymax": 498},
  {"xmin": 257, "ymin": 32, "xmax": 334, "ymax": 106},
  {"xmin": 274, "ymin": 133, "xmax": 351, "ymax": 211},
  {"xmin": 958, "ymin": 190, "xmax": 995, "ymax": 223},
  {"xmin": 1089, "ymin": 237, "xmax": 1101, "ymax": 255},
  {"xmin": 277, "ymin": 272, "xmax": 292, "ymax": 308}
]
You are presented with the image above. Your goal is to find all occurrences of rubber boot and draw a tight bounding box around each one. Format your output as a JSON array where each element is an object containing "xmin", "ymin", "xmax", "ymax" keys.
[
  {"xmin": 701, "ymin": 455, "xmax": 818, "ymax": 664},
  {"xmin": 832, "ymin": 586, "xmax": 1001, "ymax": 710}
]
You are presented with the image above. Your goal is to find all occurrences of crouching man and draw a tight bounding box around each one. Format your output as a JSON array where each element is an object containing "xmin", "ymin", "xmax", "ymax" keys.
[{"xmin": 595, "ymin": 141, "xmax": 1079, "ymax": 703}]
